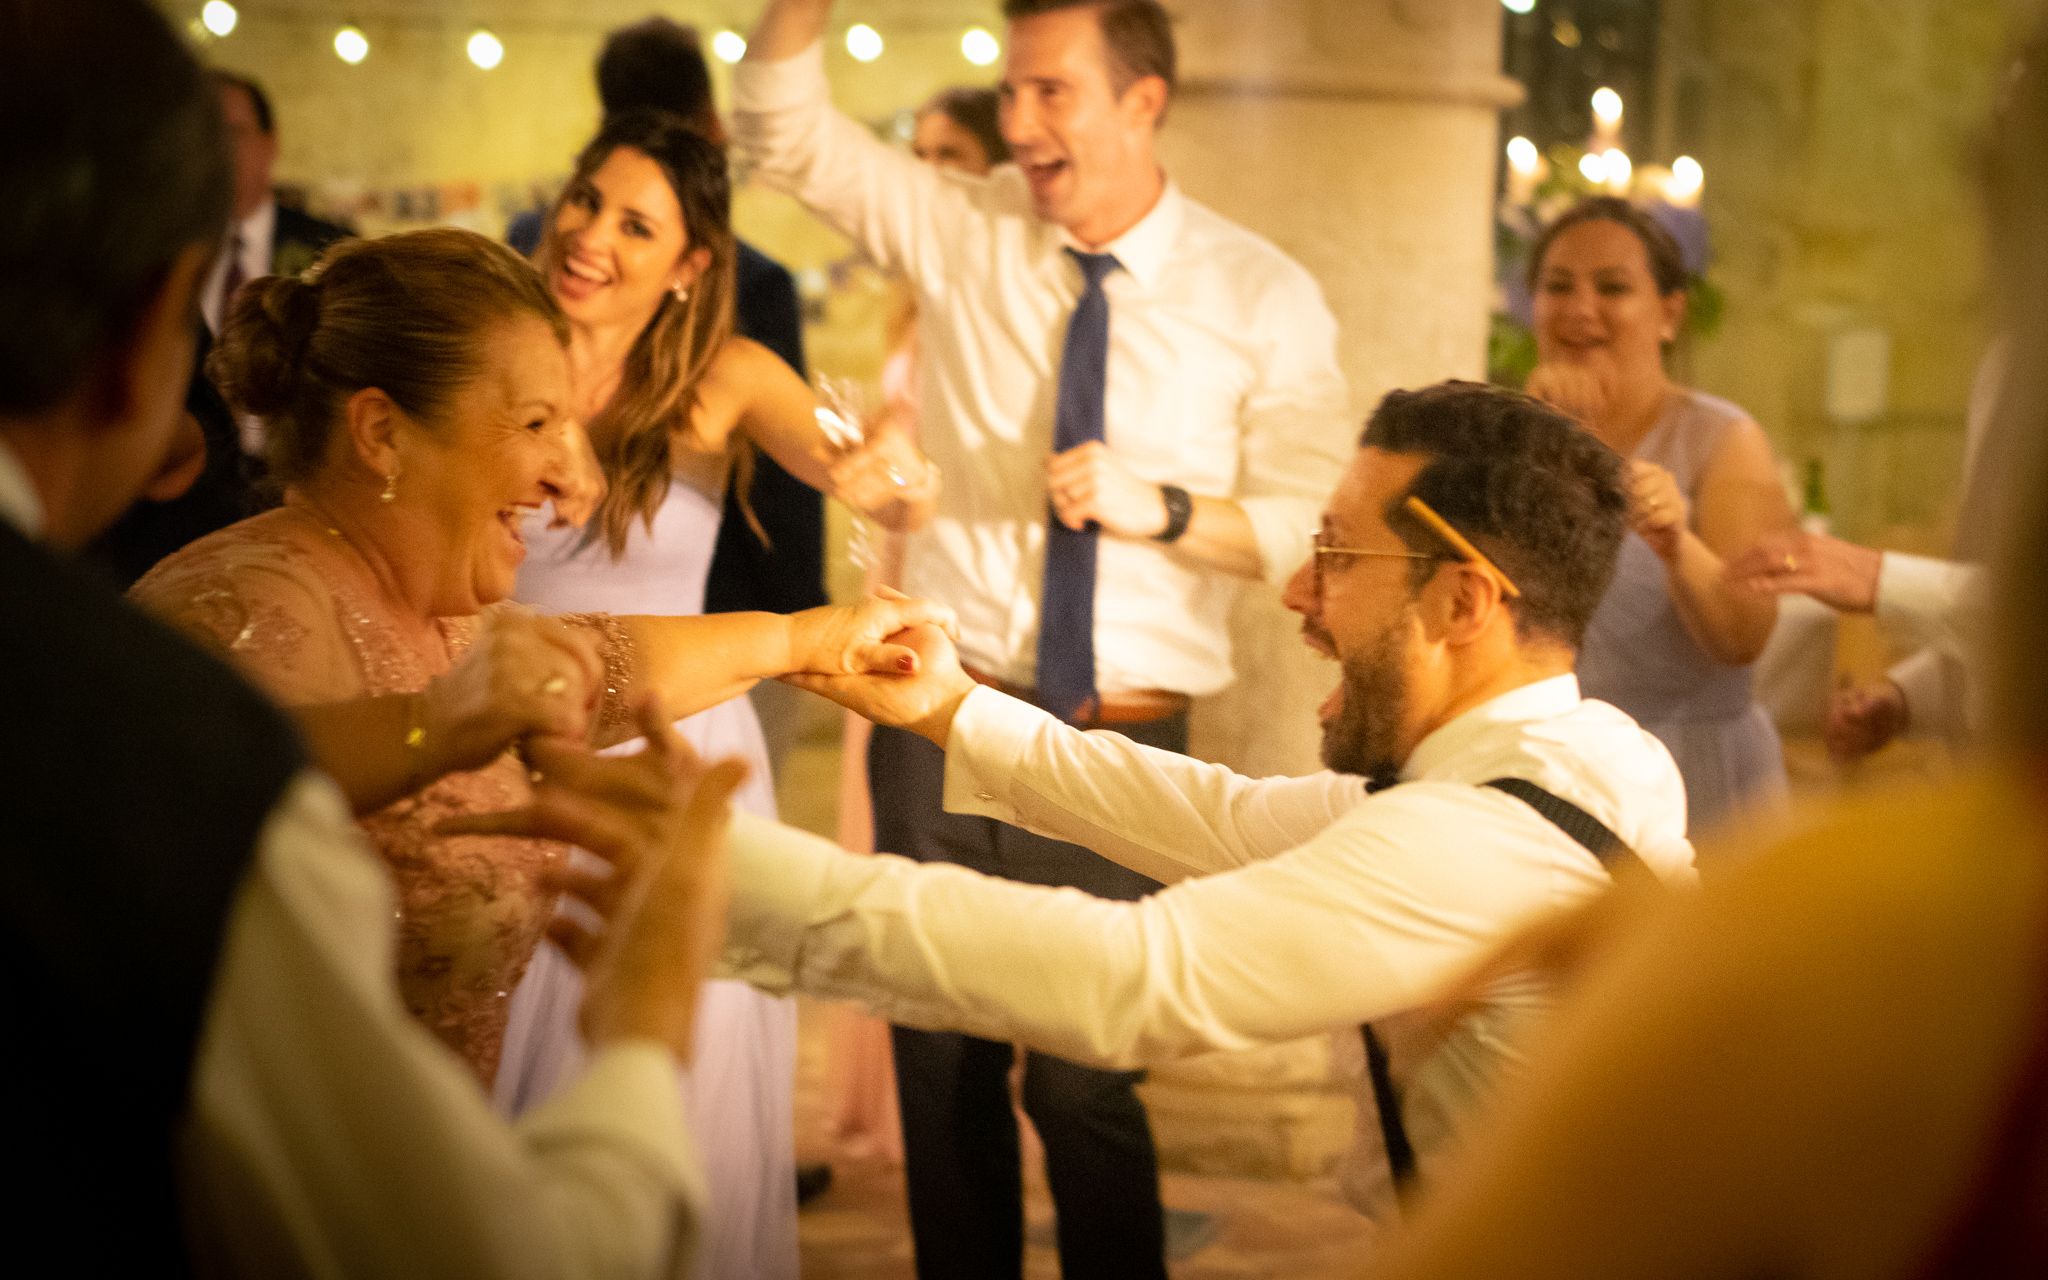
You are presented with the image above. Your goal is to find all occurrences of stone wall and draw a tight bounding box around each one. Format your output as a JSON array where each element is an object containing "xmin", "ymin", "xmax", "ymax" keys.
[{"xmin": 1652, "ymin": 0, "xmax": 2017, "ymax": 547}]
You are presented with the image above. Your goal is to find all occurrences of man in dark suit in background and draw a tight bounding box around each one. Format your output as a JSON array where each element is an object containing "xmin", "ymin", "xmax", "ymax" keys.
[
  {"xmin": 203, "ymin": 72, "xmax": 354, "ymax": 333},
  {"xmin": 90, "ymin": 72, "xmax": 352, "ymax": 584},
  {"xmin": 508, "ymin": 18, "xmax": 824, "ymax": 639}
]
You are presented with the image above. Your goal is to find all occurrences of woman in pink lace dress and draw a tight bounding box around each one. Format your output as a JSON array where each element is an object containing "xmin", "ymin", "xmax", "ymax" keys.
[{"xmin": 130, "ymin": 228, "xmax": 948, "ymax": 1083}]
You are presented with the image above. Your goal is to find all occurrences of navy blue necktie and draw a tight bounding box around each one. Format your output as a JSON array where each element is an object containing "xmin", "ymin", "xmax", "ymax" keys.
[{"xmin": 1037, "ymin": 248, "xmax": 1120, "ymax": 723}]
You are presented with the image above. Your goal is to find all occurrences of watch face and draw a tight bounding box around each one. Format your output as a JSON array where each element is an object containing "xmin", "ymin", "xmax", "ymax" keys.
[{"xmin": 1158, "ymin": 484, "xmax": 1193, "ymax": 543}]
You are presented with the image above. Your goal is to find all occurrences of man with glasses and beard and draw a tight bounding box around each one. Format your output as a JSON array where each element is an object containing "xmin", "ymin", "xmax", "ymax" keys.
[{"xmin": 715, "ymin": 380, "xmax": 1698, "ymax": 1222}]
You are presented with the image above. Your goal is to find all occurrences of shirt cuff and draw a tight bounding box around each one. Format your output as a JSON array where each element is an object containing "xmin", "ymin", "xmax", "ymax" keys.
[
  {"xmin": 730, "ymin": 39, "xmax": 827, "ymax": 114},
  {"xmin": 1236, "ymin": 493, "xmax": 1320, "ymax": 587},
  {"xmin": 942, "ymin": 687, "xmax": 1059, "ymax": 820},
  {"xmin": 516, "ymin": 1039, "xmax": 701, "ymax": 1196},
  {"xmin": 1875, "ymin": 551, "xmax": 1970, "ymax": 646}
]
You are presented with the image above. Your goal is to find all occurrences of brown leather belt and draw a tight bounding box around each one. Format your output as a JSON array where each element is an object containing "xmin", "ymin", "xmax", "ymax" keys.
[{"xmin": 962, "ymin": 665, "xmax": 1190, "ymax": 725}]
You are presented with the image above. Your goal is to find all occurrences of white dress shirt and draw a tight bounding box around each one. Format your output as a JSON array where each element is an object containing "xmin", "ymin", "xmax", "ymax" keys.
[
  {"xmin": 1878, "ymin": 340, "xmax": 1999, "ymax": 748},
  {"xmin": 733, "ymin": 44, "xmax": 1353, "ymax": 696},
  {"xmin": 0, "ymin": 442, "xmax": 703, "ymax": 1279},
  {"xmin": 201, "ymin": 197, "xmax": 276, "ymax": 334},
  {"xmin": 722, "ymin": 676, "xmax": 1695, "ymax": 1218}
]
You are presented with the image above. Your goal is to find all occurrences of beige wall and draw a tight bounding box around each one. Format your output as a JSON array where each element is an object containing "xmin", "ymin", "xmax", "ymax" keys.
[{"xmin": 1654, "ymin": 0, "xmax": 2017, "ymax": 546}]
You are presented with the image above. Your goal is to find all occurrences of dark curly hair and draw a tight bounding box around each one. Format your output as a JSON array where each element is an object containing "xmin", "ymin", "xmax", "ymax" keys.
[{"xmin": 1360, "ymin": 380, "xmax": 1628, "ymax": 648}]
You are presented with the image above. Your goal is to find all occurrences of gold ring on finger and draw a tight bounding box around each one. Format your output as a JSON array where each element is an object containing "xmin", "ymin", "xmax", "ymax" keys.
[{"xmin": 539, "ymin": 674, "xmax": 569, "ymax": 696}]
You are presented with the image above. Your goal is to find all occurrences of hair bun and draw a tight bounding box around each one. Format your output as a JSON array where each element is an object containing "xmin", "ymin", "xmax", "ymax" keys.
[{"xmin": 207, "ymin": 272, "xmax": 320, "ymax": 419}]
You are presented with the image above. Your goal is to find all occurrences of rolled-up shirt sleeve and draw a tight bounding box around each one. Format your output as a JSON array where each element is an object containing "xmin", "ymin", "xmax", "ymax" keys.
[
  {"xmin": 941, "ymin": 686, "xmax": 1368, "ymax": 882},
  {"xmin": 182, "ymin": 771, "xmax": 702, "ymax": 1280},
  {"xmin": 721, "ymin": 783, "xmax": 1565, "ymax": 1071},
  {"xmin": 1231, "ymin": 264, "xmax": 1354, "ymax": 584},
  {"xmin": 731, "ymin": 41, "xmax": 961, "ymax": 285}
]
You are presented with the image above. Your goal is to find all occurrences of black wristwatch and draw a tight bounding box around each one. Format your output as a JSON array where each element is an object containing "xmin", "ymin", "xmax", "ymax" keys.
[{"xmin": 1154, "ymin": 484, "xmax": 1193, "ymax": 543}]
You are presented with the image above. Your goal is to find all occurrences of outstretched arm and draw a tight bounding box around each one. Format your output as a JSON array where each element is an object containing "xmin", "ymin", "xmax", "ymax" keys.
[
  {"xmin": 789, "ymin": 625, "xmax": 1366, "ymax": 879},
  {"xmin": 694, "ymin": 338, "xmax": 938, "ymax": 533}
]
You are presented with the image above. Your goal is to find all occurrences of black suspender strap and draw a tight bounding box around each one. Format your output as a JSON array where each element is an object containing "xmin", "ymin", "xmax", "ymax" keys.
[
  {"xmin": 1481, "ymin": 776, "xmax": 1651, "ymax": 879},
  {"xmin": 1361, "ymin": 776, "xmax": 1649, "ymax": 1207}
]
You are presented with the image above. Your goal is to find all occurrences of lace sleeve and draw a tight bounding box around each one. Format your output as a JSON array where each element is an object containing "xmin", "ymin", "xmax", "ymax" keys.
[
  {"xmin": 130, "ymin": 541, "xmax": 360, "ymax": 706},
  {"xmin": 562, "ymin": 612, "xmax": 640, "ymax": 739}
]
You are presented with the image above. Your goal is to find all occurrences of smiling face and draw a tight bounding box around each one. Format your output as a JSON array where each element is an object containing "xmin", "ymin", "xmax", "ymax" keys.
[
  {"xmin": 1532, "ymin": 218, "xmax": 1685, "ymax": 389},
  {"xmin": 1280, "ymin": 448, "xmax": 1439, "ymax": 782},
  {"xmin": 545, "ymin": 145, "xmax": 704, "ymax": 332},
  {"xmin": 393, "ymin": 313, "xmax": 575, "ymax": 612},
  {"xmin": 998, "ymin": 6, "xmax": 1166, "ymax": 246}
]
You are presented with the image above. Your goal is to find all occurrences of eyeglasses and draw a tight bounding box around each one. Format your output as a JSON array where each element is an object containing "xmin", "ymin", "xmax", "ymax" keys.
[{"xmin": 1311, "ymin": 496, "xmax": 1522, "ymax": 601}]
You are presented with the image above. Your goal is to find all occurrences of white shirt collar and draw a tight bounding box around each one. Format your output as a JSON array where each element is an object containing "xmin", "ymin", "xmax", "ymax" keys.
[
  {"xmin": 236, "ymin": 197, "xmax": 277, "ymax": 261},
  {"xmin": 1055, "ymin": 176, "xmax": 1183, "ymax": 291},
  {"xmin": 1400, "ymin": 673, "xmax": 1584, "ymax": 782},
  {"xmin": 0, "ymin": 437, "xmax": 46, "ymax": 537}
]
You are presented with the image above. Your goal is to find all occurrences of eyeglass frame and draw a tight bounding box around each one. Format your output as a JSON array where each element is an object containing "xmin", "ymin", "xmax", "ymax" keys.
[{"xmin": 1309, "ymin": 495, "xmax": 1523, "ymax": 602}]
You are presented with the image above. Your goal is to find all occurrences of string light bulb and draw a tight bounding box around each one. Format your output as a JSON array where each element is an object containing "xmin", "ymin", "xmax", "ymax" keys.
[
  {"xmin": 712, "ymin": 30, "xmax": 748, "ymax": 64},
  {"xmin": 1577, "ymin": 151, "xmax": 1605, "ymax": 184},
  {"xmin": 845, "ymin": 23, "xmax": 883, "ymax": 62},
  {"xmin": 961, "ymin": 27, "xmax": 1000, "ymax": 66},
  {"xmin": 466, "ymin": 30, "xmax": 504, "ymax": 70},
  {"xmin": 1502, "ymin": 0, "xmax": 1537, "ymax": 13},
  {"xmin": 201, "ymin": 0, "xmax": 237, "ymax": 37},
  {"xmin": 1505, "ymin": 135, "xmax": 1539, "ymax": 173},
  {"xmin": 334, "ymin": 24, "xmax": 369, "ymax": 64},
  {"xmin": 1591, "ymin": 87, "xmax": 1623, "ymax": 128}
]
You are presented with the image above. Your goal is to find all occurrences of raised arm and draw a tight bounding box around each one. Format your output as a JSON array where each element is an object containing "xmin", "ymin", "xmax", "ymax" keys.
[
  {"xmin": 731, "ymin": 1, "xmax": 971, "ymax": 284},
  {"xmin": 1631, "ymin": 416, "xmax": 1793, "ymax": 665},
  {"xmin": 788, "ymin": 625, "xmax": 1365, "ymax": 880},
  {"xmin": 692, "ymin": 337, "xmax": 939, "ymax": 533}
]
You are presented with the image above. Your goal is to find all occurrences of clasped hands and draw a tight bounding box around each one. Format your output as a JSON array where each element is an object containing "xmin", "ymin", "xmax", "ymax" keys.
[{"xmin": 415, "ymin": 593, "xmax": 960, "ymax": 779}]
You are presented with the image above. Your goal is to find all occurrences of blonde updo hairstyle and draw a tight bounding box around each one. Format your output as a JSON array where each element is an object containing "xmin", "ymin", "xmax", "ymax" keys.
[{"xmin": 208, "ymin": 227, "xmax": 569, "ymax": 488}]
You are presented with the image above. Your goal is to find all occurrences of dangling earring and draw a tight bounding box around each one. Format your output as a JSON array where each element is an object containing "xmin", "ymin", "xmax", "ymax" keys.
[
  {"xmin": 380, "ymin": 472, "xmax": 398, "ymax": 503},
  {"xmin": 670, "ymin": 280, "xmax": 689, "ymax": 303}
]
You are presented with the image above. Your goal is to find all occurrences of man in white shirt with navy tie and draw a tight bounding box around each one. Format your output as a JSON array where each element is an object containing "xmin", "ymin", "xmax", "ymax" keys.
[{"xmin": 735, "ymin": 2, "xmax": 1351, "ymax": 1273}]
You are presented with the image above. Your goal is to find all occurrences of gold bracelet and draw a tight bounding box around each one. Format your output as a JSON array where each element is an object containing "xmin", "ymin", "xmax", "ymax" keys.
[{"xmin": 401, "ymin": 691, "xmax": 431, "ymax": 791}]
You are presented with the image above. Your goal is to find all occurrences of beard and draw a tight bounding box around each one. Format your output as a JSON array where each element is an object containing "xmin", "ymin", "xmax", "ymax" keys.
[{"xmin": 1320, "ymin": 618, "xmax": 1410, "ymax": 791}]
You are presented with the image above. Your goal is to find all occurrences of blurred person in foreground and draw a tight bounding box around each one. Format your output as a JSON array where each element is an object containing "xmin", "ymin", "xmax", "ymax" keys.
[
  {"xmin": 1367, "ymin": 37, "xmax": 2048, "ymax": 1277},
  {"xmin": 0, "ymin": 1, "xmax": 743, "ymax": 1274}
]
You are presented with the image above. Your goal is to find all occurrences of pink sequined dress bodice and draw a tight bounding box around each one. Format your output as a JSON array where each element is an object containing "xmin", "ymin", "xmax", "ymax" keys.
[{"xmin": 130, "ymin": 506, "xmax": 634, "ymax": 1082}]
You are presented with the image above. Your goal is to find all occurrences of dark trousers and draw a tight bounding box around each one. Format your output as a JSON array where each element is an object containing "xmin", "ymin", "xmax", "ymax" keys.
[{"xmin": 869, "ymin": 713, "xmax": 1186, "ymax": 1280}]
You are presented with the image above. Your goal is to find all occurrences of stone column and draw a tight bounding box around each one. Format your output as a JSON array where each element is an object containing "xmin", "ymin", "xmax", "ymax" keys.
[{"xmin": 1141, "ymin": 0, "xmax": 1516, "ymax": 1178}]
